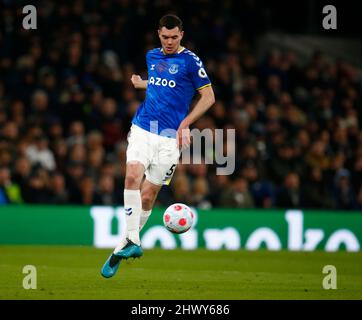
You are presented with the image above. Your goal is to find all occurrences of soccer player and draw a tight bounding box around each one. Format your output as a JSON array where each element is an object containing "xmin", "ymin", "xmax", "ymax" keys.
[{"xmin": 101, "ymin": 14, "xmax": 215, "ymax": 278}]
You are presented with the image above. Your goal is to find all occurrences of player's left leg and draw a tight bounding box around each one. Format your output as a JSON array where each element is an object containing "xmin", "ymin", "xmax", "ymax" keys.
[
  {"xmin": 138, "ymin": 136, "xmax": 179, "ymax": 232},
  {"xmin": 138, "ymin": 179, "xmax": 163, "ymax": 230}
]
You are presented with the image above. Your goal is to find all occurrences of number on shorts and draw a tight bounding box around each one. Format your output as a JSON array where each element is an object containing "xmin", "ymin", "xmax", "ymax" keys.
[
  {"xmin": 163, "ymin": 164, "xmax": 177, "ymax": 184},
  {"xmin": 166, "ymin": 164, "xmax": 176, "ymax": 177}
]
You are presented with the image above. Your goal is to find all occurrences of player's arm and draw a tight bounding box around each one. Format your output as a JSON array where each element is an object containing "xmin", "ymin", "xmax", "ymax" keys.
[
  {"xmin": 177, "ymin": 85, "xmax": 215, "ymax": 149},
  {"xmin": 131, "ymin": 74, "xmax": 148, "ymax": 89},
  {"xmin": 183, "ymin": 85, "xmax": 215, "ymax": 126}
]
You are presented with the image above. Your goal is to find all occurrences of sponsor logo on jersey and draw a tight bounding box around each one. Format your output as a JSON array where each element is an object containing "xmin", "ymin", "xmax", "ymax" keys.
[{"xmin": 148, "ymin": 76, "xmax": 176, "ymax": 88}]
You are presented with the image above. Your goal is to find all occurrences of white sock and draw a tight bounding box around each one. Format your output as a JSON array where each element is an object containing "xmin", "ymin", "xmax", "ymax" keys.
[
  {"xmin": 113, "ymin": 237, "xmax": 128, "ymax": 254},
  {"xmin": 124, "ymin": 189, "xmax": 142, "ymax": 245},
  {"xmin": 113, "ymin": 209, "xmax": 151, "ymax": 253},
  {"xmin": 140, "ymin": 209, "xmax": 152, "ymax": 231}
]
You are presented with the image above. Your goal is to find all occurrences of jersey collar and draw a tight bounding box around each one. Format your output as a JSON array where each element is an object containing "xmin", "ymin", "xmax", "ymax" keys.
[{"xmin": 160, "ymin": 46, "xmax": 185, "ymax": 55}]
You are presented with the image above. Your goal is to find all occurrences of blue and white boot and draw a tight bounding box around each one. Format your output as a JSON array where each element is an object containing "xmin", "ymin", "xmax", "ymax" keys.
[
  {"xmin": 115, "ymin": 238, "xmax": 143, "ymax": 259},
  {"xmin": 101, "ymin": 239, "xmax": 143, "ymax": 278}
]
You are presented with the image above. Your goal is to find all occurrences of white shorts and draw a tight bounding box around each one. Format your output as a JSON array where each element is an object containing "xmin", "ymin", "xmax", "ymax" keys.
[{"xmin": 126, "ymin": 125, "xmax": 180, "ymax": 186}]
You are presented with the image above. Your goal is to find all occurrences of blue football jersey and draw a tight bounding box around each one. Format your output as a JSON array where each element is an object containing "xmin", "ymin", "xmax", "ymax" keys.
[{"xmin": 132, "ymin": 47, "xmax": 211, "ymax": 138}]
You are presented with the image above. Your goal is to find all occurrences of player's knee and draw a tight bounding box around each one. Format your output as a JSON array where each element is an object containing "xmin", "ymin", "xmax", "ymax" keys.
[
  {"xmin": 125, "ymin": 173, "xmax": 142, "ymax": 189},
  {"xmin": 142, "ymin": 195, "xmax": 153, "ymax": 209},
  {"xmin": 141, "ymin": 190, "xmax": 157, "ymax": 208}
]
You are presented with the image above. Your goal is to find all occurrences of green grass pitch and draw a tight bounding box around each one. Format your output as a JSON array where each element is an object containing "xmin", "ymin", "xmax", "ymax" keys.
[{"xmin": 0, "ymin": 246, "xmax": 361, "ymax": 300}]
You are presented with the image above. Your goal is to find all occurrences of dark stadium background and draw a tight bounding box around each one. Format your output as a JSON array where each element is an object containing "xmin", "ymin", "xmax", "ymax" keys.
[{"xmin": 0, "ymin": 0, "xmax": 361, "ymax": 210}]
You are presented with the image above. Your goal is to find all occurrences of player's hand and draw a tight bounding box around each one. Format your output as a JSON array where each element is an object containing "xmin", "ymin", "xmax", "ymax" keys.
[
  {"xmin": 131, "ymin": 74, "xmax": 144, "ymax": 88},
  {"xmin": 176, "ymin": 121, "xmax": 191, "ymax": 150}
]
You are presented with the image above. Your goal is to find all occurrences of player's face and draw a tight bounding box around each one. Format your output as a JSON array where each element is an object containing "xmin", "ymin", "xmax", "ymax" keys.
[{"xmin": 158, "ymin": 27, "xmax": 184, "ymax": 54}]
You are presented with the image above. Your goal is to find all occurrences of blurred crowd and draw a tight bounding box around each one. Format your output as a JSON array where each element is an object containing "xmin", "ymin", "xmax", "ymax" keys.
[{"xmin": 0, "ymin": 0, "xmax": 361, "ymax": 210}]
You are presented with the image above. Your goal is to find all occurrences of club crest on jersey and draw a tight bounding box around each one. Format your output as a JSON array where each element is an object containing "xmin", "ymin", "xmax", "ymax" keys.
[{"xmin": 169, "ymin": 64, "xmax": 179, "ymax": 74}]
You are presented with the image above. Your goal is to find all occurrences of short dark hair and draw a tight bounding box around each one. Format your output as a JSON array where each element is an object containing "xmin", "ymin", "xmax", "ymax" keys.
[{"xmin": 159, "ymin": 14, "xmax": 183, "ymax": 31}]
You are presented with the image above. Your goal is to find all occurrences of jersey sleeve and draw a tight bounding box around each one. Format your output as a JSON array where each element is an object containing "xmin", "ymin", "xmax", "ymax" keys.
[{"xmin": 186, "ymin": 53, "xmax": 211, "ymax": 91}]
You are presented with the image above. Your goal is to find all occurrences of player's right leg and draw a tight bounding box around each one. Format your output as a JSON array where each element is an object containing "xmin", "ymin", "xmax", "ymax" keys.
[
  {"xmin": 101, "ymin": 162, "xmax": 145, "ymax": 278},
  {"xmin": 101, "ymin": 125, "xmax": 151, "ymax": 278},
  {"xmin": 114, "ymin": 161, "xmax": 145, "ymax": 257}
]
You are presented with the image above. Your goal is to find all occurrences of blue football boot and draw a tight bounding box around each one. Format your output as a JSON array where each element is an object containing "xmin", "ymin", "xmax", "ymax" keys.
[
  {"xmin": 114, "ymin": 239, "xmax": 143, "ymax": 259},
  {"xmin": 101, "ymin": 253, "xmax": 122, "ymax": 278}
]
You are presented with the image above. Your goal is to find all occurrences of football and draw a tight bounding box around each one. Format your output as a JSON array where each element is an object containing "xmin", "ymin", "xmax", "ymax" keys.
[{"xmin": 163, "ymin": 203, "xmax": 194, "ymax": 234}]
